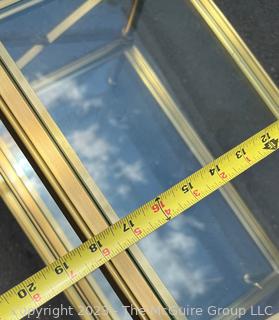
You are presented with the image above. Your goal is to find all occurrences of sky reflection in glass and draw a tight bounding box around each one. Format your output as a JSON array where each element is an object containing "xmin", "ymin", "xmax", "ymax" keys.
[
  {"xmin": 0, "ymin": 1, "xmax": 275, "ymax": 318},
  {"xmin": 36, "ymin": 55, "xmax": 272, "ymax": 317},
  {"xmin": 0, "ymin": 123, "xmax": 131, "ymax": 319}
]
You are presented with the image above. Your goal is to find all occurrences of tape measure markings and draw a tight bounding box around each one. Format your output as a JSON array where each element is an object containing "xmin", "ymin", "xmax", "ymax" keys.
[{"xmin": 0, "ymin": 120, "xmax": 278, "ymax": 319}]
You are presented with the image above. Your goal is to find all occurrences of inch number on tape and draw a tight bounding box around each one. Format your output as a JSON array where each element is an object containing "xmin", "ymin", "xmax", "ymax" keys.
[{"xmin": 0, "ymin": 120, "xmax": 279, "ymax": 319}]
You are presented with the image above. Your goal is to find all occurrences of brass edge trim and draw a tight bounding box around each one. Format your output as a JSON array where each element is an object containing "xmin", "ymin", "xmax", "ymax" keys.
[
  {"xmin": 0, "ymin": 138, "xmax": 120, "ymax": 320},
  {"xmin": 0, "ymin": 0, "xmax": 44, "ymax": 20},
  {"xmin": 24, "ymin": 38, "xmax": 279, "ymax": 318},
  {"xmin": 266, "ymin": 313, "xmax": 279, "ymax": 320},
  {"xmin": 125, "ymin": 45, "xmax": 279, "ymax": 270},
  {"xmin": 16, "ymin": 0, "xmax": 104, "ymax": 69},
  {"xmin": 1, "ymin": 0, "xmax": 278, "ymax": 314},
  {"xmin": 216, "ymin": 272, "xmax": 279, "ymax": 320},
  {"xmin": 10, "ymin": 42, "xmax": 186, "ymax": 318},
  {"xmin": 31, "ymin": 38, "xmax": 127, "ymax": 92},
  {"xmin": 45, "ymin": 0, "xmax": 103, "ymax": 44},
  {"xmin": 13, "ymin": 0, "xmax": 136, "ymax": 69},
  {"xmin": 124, "ymin": 45, "xmax": 279, "ymax": 313},
  {"xmin": 190, "ymin": 0, "xmax": 279, "ymax": 118},
  {"xmin": 0, "ymin": 45, "xmax": 170, "ymax": 319},
  {"xmin": 0, "ymin": 0, "xmax": 21, "ymax": 10},
  {"xmin": 0, "ymin": 190, "xmax": 97, "ymax": 320},
  {"xmin": 0, "ymin": 142, "xmax": 117, "ymax": 320},
  {"xmin": 128, "ymin": 245, "xmax": 187, "ymax": 320},
  {"xmin": 2, "ymin": 23, "xmax": 279, "ymax": 316},
  {"xmin": 0, "ymin": 95, "xmax": 95, "ymax": 239},
  {"xmin": 122, "ymin": 0, "xmax": 139, "ymax": 36}
]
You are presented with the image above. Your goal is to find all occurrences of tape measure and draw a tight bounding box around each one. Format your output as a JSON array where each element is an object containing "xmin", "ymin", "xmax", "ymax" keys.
[{"xmin": 1, "ymin": 120, "xmax": 279, "ymax": 319}]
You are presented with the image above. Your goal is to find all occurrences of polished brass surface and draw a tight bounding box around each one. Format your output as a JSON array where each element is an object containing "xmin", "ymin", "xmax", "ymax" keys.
[
  {"xmin": 16, "ymin": 0, "xmax": 103, "ymax": 69},
  {"xmin": 122, "ymin": 0, "xmax": 139, "ymax": 36},
  {"xmin": 0, "ymin": 0, "xmax": 21, "ymax": 10},
  {"xmin": 0, "ymin": 140, "xmax": 119, "ymax": 320},
  {"xmin": 190, "ymin": 0, "xmax": 279, "ymax": 118},
  {"xmin": 0, "ymin": 0, "xmax": 278, "ymax": 319},
  {"xmin": 0, "ymin": 48, "xmax": 170, "ymax": 320},
  {"xmin": 15, "ymin": 0, "xmax": 139, "ymax": 69},
  {"xmin": 0, "ymin": 0, "xmax": 44, "ymax": 21}
]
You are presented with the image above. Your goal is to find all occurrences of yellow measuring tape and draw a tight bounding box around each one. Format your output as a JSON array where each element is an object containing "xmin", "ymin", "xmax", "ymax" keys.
[{"xmin": 1, "ymin": 120, "xmax": 279, "ymax": 319}]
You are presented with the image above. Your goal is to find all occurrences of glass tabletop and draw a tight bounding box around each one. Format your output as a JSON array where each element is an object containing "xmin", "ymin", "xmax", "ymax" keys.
[
  {"xmin": 0, "ymin": 0, "xmax": 278, "ymax": 319},
  {"xmin": 0, "ymin": 121, "xmax": 131, "ymax": 319}
]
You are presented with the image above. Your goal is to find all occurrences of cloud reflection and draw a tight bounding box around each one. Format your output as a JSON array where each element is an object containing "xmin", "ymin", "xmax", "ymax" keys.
[
  {"xmin": 140, "ymin": 217, "xmax": 214, "ymax": 302},
  {"xmin": 40, "ymin": 78, "xmax": 103, "ymax": 112},
  {"xmin": 34, "ymin": 57, "xmax": 272, "ymax": 314},
  {"xmin": 69, "ymin": 124, "xmax": 146, "ymax": 197},
  {"xmin": 36, "ymin": 66, "xmax": 225, "ymax": 305}
]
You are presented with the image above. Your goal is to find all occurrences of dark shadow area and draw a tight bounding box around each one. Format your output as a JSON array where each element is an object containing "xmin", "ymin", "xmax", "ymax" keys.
[
  {"xmin": 214, "ymin": 0, "xmax": 279, "ymax": 86},
  {"xmin": 0, "ymin": 199, "xmax": 79, "ymax": 319}
]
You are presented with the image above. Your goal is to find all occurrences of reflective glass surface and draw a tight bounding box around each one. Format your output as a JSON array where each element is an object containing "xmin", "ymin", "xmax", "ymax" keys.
[
  {"xmin": 0, "ymin": 122, "xmax": 130, "ymax": 319},
  {"xmin": 0, "ymin": 0, "xmax": 127, "ymax": 82},
  {"xmin": 0, "ymin": 0, "xmax": 278, "ymax": 319},
  {"xmin": 34, "ymin": 49, "xmax": 274, "ymax": 311}
]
